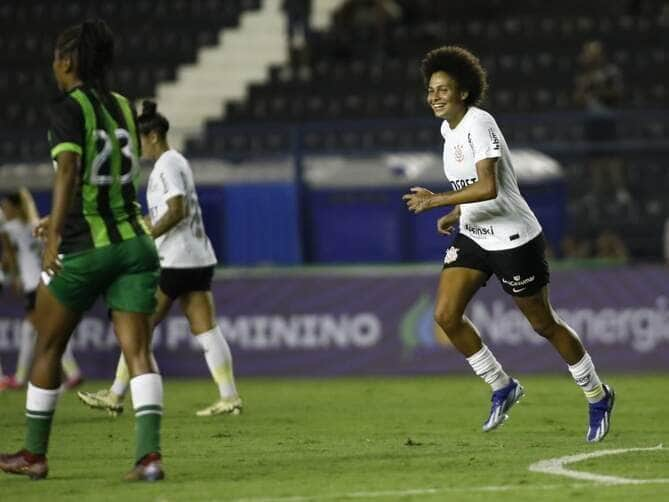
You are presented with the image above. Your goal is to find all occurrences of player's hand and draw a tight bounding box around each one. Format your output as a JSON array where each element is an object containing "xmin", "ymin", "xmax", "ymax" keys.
[
  {"xmin": 402, "ymin": 187, "xmax": 435, "ymax": 214},
  {"xmin": 437, "ymin": 208, "xmax": 460, "ymax": 235},
  {"xmin": 33, "ymin": 215, "xmax": 51, "ymax": 241},
  {"xmin": 42, "ymin": 235, "xmax": 62, "ymax": 277}
]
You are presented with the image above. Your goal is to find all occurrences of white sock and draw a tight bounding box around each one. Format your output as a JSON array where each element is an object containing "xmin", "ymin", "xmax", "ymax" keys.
[
  {"xmin": 110, "ymin": 355, "xmax": 130, "ymax": 397},
  {"xmin": 111, "ymin": 353, "xmax": 160, "ymax": 398},
  {"xmin": 15, "ymin": 320, "xmax": 36, "ymax": 384},
  {"xmin": 195, "ymin": 326, "xmax": 238, "ymax": 399},
  {"xmin": 130, "ymin": 373, "xmax": 164, "ymax": 412},
  {"xmin": 60, "ymin": 338, "xmax": 81, "ymax": 380},
  {"xmin": 26, "ymin": 382, "xmax": 60, "ymax": 414},
  {"xmin": 466, "ymin": 345, "xmax": 511, "ymax": 391},
  {"xmin": 568, "ymin": 353, "xmax": 605, "ymax": 403}
]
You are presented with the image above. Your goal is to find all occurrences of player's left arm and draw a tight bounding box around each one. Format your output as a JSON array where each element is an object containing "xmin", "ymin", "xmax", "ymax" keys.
[
  {"xmin": 403, "ymin": 158, "xmax": 498, "ymax": 213},
  {"xmin": 149, "ymin": 195, "xmax": 186, "ymax": 239}
]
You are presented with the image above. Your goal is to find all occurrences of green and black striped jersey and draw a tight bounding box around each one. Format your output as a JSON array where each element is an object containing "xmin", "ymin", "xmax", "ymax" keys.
[{"xmin": 48, "ymin": 86, "xmax": 149, "ymax": 254}]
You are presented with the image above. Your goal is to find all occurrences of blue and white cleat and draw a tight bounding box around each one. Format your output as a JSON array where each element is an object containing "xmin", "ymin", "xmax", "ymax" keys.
[
  {"xmin": 586, "ymin": 384, "xmax": 615, "ymax": 443},
  {"xmin": 482, "ymin": 378, "xmax": 524, "ymax": 432}
]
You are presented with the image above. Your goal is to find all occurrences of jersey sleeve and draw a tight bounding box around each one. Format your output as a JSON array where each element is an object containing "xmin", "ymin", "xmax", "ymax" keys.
[
  {"xmin": 156, "ymin": 158, "xmax": 187, "ymax": 202},
  {"xmin": 469, "ymin": 115, "xmax": 503, "ymax": 163},
  {"xmin": 47, "ymin": 97, "xmax": 84, "ymax": 159}
]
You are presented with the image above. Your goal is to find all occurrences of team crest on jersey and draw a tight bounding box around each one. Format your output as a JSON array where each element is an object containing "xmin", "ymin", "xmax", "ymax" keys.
[
  {"xmin": 454, "ymin": 145, "xmax": 465, "ymax": 162},
  {"xmin": 444, "ymin": 246, "xmax": 459, "ymax": 264}
]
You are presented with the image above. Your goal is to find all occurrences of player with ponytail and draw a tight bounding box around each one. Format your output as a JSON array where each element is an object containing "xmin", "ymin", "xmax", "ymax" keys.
[
  {"xmin": 79, "ymin": 100, "xmax": 242, "ymax": 418},
  {"xmin": 0, "ymin": 19, "xmax": 164, "ymax": 481}
]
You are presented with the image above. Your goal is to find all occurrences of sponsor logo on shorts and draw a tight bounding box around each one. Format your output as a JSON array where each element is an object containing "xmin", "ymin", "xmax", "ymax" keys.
[
  {"xmin": 464, "ymin": 223, "xmax": 495, "ymax": 237},
  {"xmin": 502, "ymin": 275, "xmax": 536, "ymax": 289},
  {"xmin": 443, "ymin": 246, "xmax": 459, "ymax": 264}
]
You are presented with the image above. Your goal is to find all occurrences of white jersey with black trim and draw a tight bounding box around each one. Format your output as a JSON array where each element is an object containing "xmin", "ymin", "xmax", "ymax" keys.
[
  {"xmin": 0, "ymin": 217, "xmax": 42, "ymax": 292},
  {"xmin": 441, "ymin": 106, "xmax": 542, "ymax": 251},
  {"xmin": 146, "ymin": 149, "xmax": 217, "ymax": 268}
]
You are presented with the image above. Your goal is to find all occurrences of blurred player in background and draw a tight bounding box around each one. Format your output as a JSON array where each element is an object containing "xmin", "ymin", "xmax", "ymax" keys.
[
  {"xmin": 78, "ymin": 100, "xmax": 242, "ymax": 417},
  {"xmin": 0, "ymin": 19, "xmax": 164, "ymax": 481},
  {"xmin": 0, "ymin": 189, "xmax": 83, "ymax": 392},
  {"xmin": 403, "ymin": 46, "xmax": 614, "ymax": 442}
]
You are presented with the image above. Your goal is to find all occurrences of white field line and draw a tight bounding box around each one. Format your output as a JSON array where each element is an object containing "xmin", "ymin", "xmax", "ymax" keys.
[
  {"xmin": 232, "ymin": 483, "xmax": 593, "ymax": 502},
  {"xmin": 529, "ymin": 444, "xmax": 669, "ymax": 485},
  {"xmin": 232, "ymin": 444, "xmax": 669, "ymax": 502}
]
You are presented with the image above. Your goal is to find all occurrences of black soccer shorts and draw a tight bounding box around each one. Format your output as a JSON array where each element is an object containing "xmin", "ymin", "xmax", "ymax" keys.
[
  {"xmin": 442, "ymin": 233, "xmax": 550, "ymax": 297},
  {"xmin": 159, "ymin": 265, "xmax": 215, "ymax": 300}
]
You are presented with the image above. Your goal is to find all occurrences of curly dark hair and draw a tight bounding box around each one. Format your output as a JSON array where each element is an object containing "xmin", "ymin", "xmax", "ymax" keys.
[{"xmin": 421, "ymin": 46, "xmax": 488, "ymax": 107}]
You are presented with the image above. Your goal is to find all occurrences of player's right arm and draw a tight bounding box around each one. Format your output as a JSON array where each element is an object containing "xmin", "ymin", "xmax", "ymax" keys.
[
  {"xmin": 44, "ymin": 151, "xmax": 78, "ymax": 275},
  {"xmin": 0, "ymin": 231, "xmax": 21, "ymax": 294},
  {"xmin": 147, "ymin": 160, "xmax": 188, "ymax": 239},
  {"xmin": 149, "ymin": 195, "xmax": 186, "ymax": 239},
  {"xmin": 45, "ymin": 97, "xmax": 83, "ymax": 275}
]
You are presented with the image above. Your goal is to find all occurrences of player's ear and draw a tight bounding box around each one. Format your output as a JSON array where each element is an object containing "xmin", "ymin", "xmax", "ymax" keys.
[
  {"xmin": 460, "ymin": 90, "xmax": 469, "ymax": 102},
  {"xmin": 150, "ymin": 131, "xmax": 159, "ymax": 144},
  {"xmin": 63, "ymin": 53, "xmax": 76, "ymax": 74}
]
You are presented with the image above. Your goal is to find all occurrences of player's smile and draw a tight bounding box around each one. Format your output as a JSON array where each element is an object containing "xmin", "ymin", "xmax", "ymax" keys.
[{"xmin": 427, "ymin": 71, "xmax": 465, "ymax": 121}]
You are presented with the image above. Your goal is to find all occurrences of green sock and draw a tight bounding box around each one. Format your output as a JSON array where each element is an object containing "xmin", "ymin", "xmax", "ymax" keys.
[
  {"xmin": 135, "ymin": 405, "xmax": 162, "ymax": 462},
  {"xmin": 25, "ymin": 411, "xmax": 55, "ymax": 455},
  {"xmin": 25, "ymin": 383, "xmax": 59, "ymax": 455}
]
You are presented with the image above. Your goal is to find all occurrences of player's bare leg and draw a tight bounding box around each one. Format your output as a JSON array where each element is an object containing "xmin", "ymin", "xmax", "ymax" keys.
[
  {"xmin": 78, "ymin": 290, "xmax": 172, "ymax": 415},
  {"xmin": 0, "ymin": 285, "xmax": 80, "ymax": 480},
  {"xmin": 181, "ymin": 291, "xmax": 242, "ymax": 416},
  {"xmin": 513, "ymin": 286, "xmax": 585, "ymax": 364},
  {"xmin": 434, "ymin": 267, "xmax": 524, "ymax": 431},
  {"xmin": 514, "ymin": 286, "xmax": 614, "ymax": 442},
  {"xmin": 112, "ymin": 310, "xmax": 164, "ymax": 481},
  {"xmin": 434, "ymin": 267, "xmax": 487, "ymax": 356}
]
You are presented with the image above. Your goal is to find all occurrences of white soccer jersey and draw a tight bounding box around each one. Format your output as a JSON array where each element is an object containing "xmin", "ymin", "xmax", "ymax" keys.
[
  {"xmin": 441, "ymin": 106, "xmax": 542, "ymax": 251},
  {"xmin": 1, "ymin": 218, "xmax": 42, "ymax": 292},
  {"xmin": 146, "ymin": 149, "xmax": 217, "ymax": 268}
]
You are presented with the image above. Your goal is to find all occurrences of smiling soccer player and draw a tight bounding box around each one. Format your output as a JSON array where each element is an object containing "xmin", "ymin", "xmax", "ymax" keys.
[{"xmin": 402, "ymin": 46, "xmax": 614, "ymax": 442}]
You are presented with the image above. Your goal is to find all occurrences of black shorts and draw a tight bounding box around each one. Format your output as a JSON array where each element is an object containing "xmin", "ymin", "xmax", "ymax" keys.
[
  {"xmin": 159, "ymin": 266, "xmax": 215, "ymax": 300},
  {"xmin": 443, "ymin": 233, "xmax": 549, "ymax": 297},
  {"xmin": 24, "ymin": 289, "xmax": 37, "ymax": 312}
]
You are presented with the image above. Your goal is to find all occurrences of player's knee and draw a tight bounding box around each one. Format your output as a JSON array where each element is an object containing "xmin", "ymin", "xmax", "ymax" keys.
[
  {"xmin": 530, "ymin": 317, "xmax": 560, "ymax": 339},
  {"xmin": 434, "ymin": 304, "xmax": 462, "ymax": 335},
  {"xmin": 34, "ymin": 332, "xmax": 69, "ymax": 356}
]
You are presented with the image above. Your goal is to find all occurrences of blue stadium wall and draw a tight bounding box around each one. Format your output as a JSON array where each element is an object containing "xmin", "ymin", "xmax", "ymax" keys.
[{"xmin": 24, "ymin": 179, "xmax": 565, "ymax": 265}]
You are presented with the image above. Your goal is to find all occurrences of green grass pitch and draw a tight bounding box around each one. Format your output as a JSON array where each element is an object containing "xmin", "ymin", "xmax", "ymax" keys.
[{"xmin": 1, "ymin": 375, "xmax": 668, "ymax": 501}]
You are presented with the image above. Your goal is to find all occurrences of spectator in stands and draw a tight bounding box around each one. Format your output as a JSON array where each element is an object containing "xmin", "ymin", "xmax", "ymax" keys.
[
  {"xmin": 282, "ymin": 0, "xmax": 311, "ymax": 51},
  {"xmin": 574, "ymin": 41, "xmax": 623, "ymax": 113},
  {"xmin": 573, "ymin": 40, "xmax": 631, "ymax": 222},
  {"xmin": 333, "ymin": 0, "xmax": 403, "ymax": 59},
  {"xmin": 561, "ymin": 234, "xmax": 592, "ymax": 259},
  {"xmin": 594, "ymin": 230, "xmax": 629, "ymax": 260}
]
